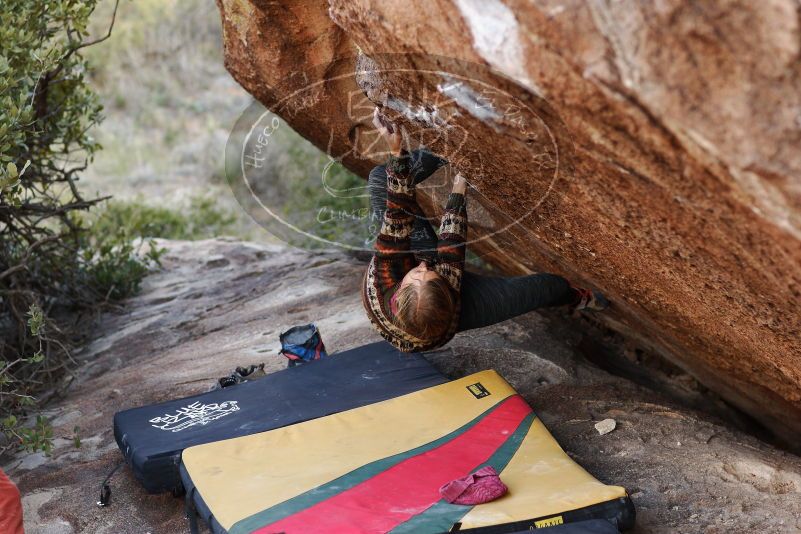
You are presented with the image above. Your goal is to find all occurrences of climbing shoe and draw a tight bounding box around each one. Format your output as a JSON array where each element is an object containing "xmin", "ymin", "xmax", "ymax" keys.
[
  {"xmin": 215, "ymin": 363, "xmax": 266, "ymax": 389},
  {"xmin": 573, "ymin": 287, "xmax": 610, "ymax": 312}
]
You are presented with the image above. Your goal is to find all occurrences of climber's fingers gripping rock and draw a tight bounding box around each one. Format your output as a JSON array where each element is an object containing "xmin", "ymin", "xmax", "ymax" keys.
[
  {"xmin": 373, "ymin": 108, "xmax": 403, "ymax": 155},
  {"xmin": 452, "ymin": 172, "xmax": 467, "ymax": 195}
]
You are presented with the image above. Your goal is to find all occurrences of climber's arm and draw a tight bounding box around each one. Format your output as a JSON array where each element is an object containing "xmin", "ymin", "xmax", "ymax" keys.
[
  {"xmin": 374, "ymin": 150, "xmax": 417, "ymax": 259},
  {"xmin": 372, "ymin": 109, "xmax": 417, "ymax": 284},
  {"xmin": 435, "ymin": 173, "xmax": 468, "ymax": 291}
]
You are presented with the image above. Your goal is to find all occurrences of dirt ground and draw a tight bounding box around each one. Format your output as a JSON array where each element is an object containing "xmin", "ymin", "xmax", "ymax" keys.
[{"xmin": 5, "ymin": 239, "xmax": 800, "ymax": 533}]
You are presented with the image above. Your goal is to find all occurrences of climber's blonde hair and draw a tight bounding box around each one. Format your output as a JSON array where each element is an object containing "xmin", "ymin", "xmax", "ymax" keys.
[{"xmin": 393, "ymin": 277, "xmax": 455, "ymax": 341}]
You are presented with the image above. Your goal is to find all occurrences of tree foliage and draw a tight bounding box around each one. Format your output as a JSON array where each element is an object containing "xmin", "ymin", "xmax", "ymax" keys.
[{"xmin": 0, "ymin": 0, "xmax": 159, "ymax": 455}]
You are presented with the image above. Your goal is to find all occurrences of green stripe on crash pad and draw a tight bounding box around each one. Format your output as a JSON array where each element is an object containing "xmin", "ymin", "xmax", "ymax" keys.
[
  {"xmin": 229, "ymin": 394, "xmax": 521, "ymax": 534},
  {"xmin": 389, "ymin": 412, "xmax": 535, "ymax": 534}
]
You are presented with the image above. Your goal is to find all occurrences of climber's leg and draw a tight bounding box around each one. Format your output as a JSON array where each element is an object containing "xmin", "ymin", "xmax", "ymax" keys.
[{"xmin": 457, "ymin": 271, "xmax": 580, "ymax": 331}]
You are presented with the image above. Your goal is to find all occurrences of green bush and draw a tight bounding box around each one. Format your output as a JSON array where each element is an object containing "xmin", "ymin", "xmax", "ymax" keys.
[
  {"xmin": 85, "ymin": 197, "xmax": 236, "ymax": 242},
  {"xmin": 73, "ymin": 195, "xmax": 235, "ymax": 301},
  {"xmin": 0, "ymin": 0, "xmax": 158, "ymax": 456},
  {"xmin": 80, "ymin": 236, "xmax": 164, "ymax": 302}
]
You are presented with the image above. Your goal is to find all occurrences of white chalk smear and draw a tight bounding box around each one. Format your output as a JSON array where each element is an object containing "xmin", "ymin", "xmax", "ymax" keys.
[
  {"xmin": 454, "ymin": 0, "xmax": 543, "ymax": 97},
  {"xmin": 437, "ymin": 74, "xmax": 503, "ymax": 124}
]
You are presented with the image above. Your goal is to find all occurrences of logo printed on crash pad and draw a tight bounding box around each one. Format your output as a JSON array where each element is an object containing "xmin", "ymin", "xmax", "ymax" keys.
[
  {"xmin": 533, "ymin": 515, "xmax": 564, "ymax": 528},
  {"xmin": 466, "ymin": 382, "xmax": 490, "ymax": 399},
  {"xmin": 149, "ymin": 401, "xmax": 240, "ymax": 432}
]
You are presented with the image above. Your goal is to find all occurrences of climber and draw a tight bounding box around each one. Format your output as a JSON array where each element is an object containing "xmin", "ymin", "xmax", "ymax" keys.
[{"xmin": 362, "ymin": 108, "xmax": 609, "ymax": 352}]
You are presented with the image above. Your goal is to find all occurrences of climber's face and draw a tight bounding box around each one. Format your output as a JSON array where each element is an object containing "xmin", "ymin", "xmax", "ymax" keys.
[{"xmin": 399, "ymin": 261, "xmax": 441, "ymax": 290}]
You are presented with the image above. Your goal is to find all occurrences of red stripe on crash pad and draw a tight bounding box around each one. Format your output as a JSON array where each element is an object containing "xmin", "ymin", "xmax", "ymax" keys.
[{"xmin": 254, "ymin": 395, "xmax": 531, "ymax": 534}]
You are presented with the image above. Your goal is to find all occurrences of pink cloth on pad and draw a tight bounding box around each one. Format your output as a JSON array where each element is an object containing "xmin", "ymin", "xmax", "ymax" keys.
[{"xmin": 439, "ymin": 466, "xmax": 508, "ymax": 505}]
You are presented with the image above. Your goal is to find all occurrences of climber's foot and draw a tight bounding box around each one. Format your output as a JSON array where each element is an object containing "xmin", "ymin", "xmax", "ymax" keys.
[{"xmin": 573, "ymin": 287, "xmax": 609, "ymax": 312}]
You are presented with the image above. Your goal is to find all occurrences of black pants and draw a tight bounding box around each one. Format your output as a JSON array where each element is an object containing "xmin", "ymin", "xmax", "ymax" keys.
[{"xmin": 369, "ymin": 150, "xmax": 576, "ymax": 332}]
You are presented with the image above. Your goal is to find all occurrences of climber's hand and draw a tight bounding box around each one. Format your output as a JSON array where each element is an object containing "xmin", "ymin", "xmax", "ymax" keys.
[
  {"xmin": 452, "ymin": 172, "xmax": 467, "ymax": 195},
  {"xmin": 373, "ymin": 108, "xmax": 403, "ymax": 155}
]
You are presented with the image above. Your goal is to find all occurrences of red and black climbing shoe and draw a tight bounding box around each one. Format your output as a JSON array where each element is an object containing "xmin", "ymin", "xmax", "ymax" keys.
[{"xmin": 573, "ymin": 287, "xmax": 610, "ymax": 312}]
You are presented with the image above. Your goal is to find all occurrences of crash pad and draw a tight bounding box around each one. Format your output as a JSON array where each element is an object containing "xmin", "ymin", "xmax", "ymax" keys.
[
  {"xmin": 113, "ymin": 341, "xmax": 447, "ymax": 494},
  {"xmin": 180, "ymin": 370, "xmax": 634, "ymax": 533}
]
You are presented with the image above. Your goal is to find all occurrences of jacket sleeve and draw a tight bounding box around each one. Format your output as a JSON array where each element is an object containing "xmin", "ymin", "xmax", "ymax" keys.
[
  {"xmin": 373, "ymin": 150, "xmax": 419, "ymax": 288},
  {"xmin": 434, "ymin": 192, "xmax": 467, "ymax": 292}
]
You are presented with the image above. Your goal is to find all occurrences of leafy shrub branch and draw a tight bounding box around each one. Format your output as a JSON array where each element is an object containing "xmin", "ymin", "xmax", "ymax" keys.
[{"xmin": 0, "ymin": 0, "xmax": 161, "ymax": 456}]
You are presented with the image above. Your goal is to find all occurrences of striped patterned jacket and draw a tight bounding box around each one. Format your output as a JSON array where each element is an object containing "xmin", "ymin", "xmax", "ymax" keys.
[{"xmin": 362, "ymin": 152, "xmax": 467, "ymax": 352}]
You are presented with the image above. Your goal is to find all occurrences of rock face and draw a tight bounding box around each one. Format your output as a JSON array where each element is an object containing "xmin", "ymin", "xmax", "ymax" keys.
[
  {"xmin": 215, "ymin": 0, "xmax": 801, "ymax": 444},
  {"xmin": 6, "ymin": 239, "xmax": 801, "ymax": 533}
]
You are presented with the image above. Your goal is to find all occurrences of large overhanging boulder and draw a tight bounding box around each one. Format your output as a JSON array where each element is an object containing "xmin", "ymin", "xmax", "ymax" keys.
[{"xmin": 216, "ymin": 0, "xmax": 801, "ymax": 444}]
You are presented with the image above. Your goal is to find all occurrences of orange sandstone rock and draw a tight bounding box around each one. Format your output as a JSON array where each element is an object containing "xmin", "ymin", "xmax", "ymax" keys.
[{"xmin": 216, "ymin": 0, "xmax": 801, "ymax": 444}]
